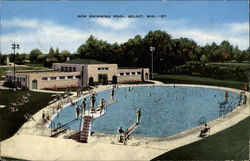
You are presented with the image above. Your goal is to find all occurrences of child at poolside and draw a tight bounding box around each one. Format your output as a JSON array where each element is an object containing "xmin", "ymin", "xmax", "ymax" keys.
[{"xmin": 199, "ymin": 124, "xmax": 210, "ymax": 137}]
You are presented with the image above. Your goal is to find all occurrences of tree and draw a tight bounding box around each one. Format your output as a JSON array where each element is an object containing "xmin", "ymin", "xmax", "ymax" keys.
[
  {"xmin": 143, "ymin": 30, "xmax": 173, "ymax": 73},
  {"xmin": 61, "ymin": 50, "xmax": 71, "ymax": 61},
  {"xmin": 200, "ymin": 54, "xmax": 207, "ymax": 66},
  {"xmin": 77, "ymin": 35, "xmax": 113, "ymax": 62},
  {"xmin": 48, "ymin": 47, "xmax": 55, "ymax": 57},
  {"xmin": 30, "ymin": 49, "xmax": 42, "ymax": 63}
]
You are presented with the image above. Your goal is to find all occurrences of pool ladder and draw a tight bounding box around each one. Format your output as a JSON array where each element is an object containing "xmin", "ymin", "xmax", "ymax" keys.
[
  {"xmin": 219, "ymin": 104, "xmax": 233, "ymax": 117},
  {"xmin": 50, "ymin": 121, "xmax": 70, "ymax": 137}
]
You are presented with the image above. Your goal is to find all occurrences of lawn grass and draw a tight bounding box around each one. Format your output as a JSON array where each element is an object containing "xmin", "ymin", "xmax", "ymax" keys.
[
  {"xmin": 25, "ymin": 64, "xmax": 45, "ymax": 67},
  {"xmin": 207, "ymin": 62, "xmax": 250, "ymax": 70},
  {"xmin": 0, "ymin": 89, "xmax": 55, "ymax": 141},
  {"xmin": 152, "ymin": 116, "xmax": 250, "ymax": 160},
  {"xmin": 154, "ymin": 74, "xmax": 248, "ymax": 90}
]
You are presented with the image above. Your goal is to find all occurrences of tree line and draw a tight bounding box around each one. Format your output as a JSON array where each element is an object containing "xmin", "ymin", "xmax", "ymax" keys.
[
  {"xmin": 1, "ymin": 30, "xmax": 249, "ymax": 73},
  {"xmin": 0, "ymin": 47, "xmax": 73, "ymax": 67}
]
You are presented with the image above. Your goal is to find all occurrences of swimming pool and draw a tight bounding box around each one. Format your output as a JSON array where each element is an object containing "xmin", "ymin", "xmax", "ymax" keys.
[{"xmin": 50, "ymin": 85, "xmax": 240, "ymax": 138}]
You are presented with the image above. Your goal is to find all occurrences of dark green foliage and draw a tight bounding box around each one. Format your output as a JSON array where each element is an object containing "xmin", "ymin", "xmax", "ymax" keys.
[
  {"xmin": 3, "ymin": 80, "xmax": 16, "ymax": 88},
  {"xmin": 169, "ymin": 61, "xmax": 249, "ymax": 82},
  {"xmin": 30, "ymin": 49, "xmax": 42, "ymax": 63}
]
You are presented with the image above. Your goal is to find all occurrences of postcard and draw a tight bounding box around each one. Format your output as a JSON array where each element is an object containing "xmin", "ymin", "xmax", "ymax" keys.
[{"xmin": 0, "ymin": 0, "xmax": 249, "ymax": 160}]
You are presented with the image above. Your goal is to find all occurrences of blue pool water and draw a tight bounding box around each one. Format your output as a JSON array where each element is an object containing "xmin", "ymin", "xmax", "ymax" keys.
[{"xmin": 50, "ymin": 85, "xmax": 240, "ymax": 137}]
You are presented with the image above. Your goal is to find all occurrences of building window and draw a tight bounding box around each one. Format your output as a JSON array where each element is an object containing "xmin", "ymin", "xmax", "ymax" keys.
[
  {"xmin": 59, "ymin": 76, "xmax": 65, "ymax": 80},
  {"xmin": 50, "ymin": 77, "xmax": 56, "ymax": 80},
  {"xmin": 97, "ymin": 67, "xmax": 109, "ymax": 70},
  {"xmin": 73, "ymin": 67, "xmax": 76, "ymax": 71},
  {"xmin": 126, "ymin": 72, "xmax": 130, "ymax": 75},
  {"xmin": 137, "ymin": 72, "xmax": 141, "ymax": 74},
  {"xmin": 42, "ymin": 77, "xmax": 48, "ymax": 80},
  {"xmin": 120, "ymin": 73, "xmax": 124, "ymax": 76},
  {"xmin": 132, "ymin": 72, "xmax": 136, "ymax": 75},
  {"xmin": 68, "ymin": 76, "xmax": 73, "ymax": 79},
  {"xmin": 76, "ymin": 75, "xmax": 81, "ymax": 79},
  {"xmin": 23, "ymin": 78, "xmax": 26, "ymax": 81},
  {"xmin": 69, "ymin": 67, "xmax": 72, "ymax": 72},
  {"xmin": 61, "ymin": 67, "xmax": 64, "ymax": 72}
]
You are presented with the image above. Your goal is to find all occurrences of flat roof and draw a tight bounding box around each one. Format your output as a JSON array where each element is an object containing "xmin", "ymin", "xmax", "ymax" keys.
[
  {"xmin": 63, "ymin": 59, "xmax": 106, "ymax": 64},
  {"xmin": 118, "ymin": 67, "xmax": 142, "ymax": 69},
  {"xmin": 7, "ymin": 70, "xmax": 80, "ymax": 75}
]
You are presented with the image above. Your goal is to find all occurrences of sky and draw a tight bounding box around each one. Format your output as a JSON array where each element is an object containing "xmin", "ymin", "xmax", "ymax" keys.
[{"xmin": 0, "ymin": 0, "xmax": 249, "ymax": 54}]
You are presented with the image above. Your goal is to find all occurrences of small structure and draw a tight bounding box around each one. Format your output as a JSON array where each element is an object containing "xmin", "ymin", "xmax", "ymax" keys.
[{"xmin": 6, "ymin": 55, "xmax": 10, "ymax": 66}]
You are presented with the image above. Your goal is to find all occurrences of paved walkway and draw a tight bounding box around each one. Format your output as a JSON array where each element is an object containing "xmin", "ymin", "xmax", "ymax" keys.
[{"xmin": 1, "ymin": 82, "xmax": 249, "ymax": 160}]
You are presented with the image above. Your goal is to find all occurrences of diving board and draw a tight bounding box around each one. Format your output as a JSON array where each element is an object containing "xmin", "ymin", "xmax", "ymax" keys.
[{"xmin": 120, "ymin": 122, "xmax": 140, "ymax": 145}]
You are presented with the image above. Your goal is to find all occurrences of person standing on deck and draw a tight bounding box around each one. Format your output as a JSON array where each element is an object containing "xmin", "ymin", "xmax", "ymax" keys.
[
  {"xmin": 118, "ymin": 126, "xmax": 124, "ymax": 143},
  {"xmin": 82, "ymin": 98, "xmax": 86, "ymax": 115},
  {"xmin": 75, "ymin": 105, "xmax": 80, "ymax": 119},
  {"xmin": 111, "ymin": 87, "xmax": 115, "ymax": 101},
  {"xmin": 42, "ymin": 110, "xmax": 46, "ymax": 123},
  {"xmin": 90, "ymin": 94, "xmax": 96, "ymax": 110},
  {"xmin": 136, "ymin": 108, "xmax": 141, "ymax": 123},
  {"xmin": 100, "ymin": 98, "xmax": 105, "ymax": 110}
]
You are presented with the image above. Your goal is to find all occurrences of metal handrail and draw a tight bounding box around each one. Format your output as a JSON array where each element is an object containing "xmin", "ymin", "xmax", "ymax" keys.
[{"xmin": 198, "ymin": 116, "xmax": 206, "ymax": 126}]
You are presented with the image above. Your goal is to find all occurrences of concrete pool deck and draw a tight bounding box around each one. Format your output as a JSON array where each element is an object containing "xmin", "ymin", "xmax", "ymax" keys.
[{"xmin": 1, "ymin": 82, "xmax": 250, "ymax": 160}]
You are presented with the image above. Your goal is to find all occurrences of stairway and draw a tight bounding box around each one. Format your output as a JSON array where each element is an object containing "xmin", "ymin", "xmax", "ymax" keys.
[{"xmin": 79, "ymin": 116, "xmax": 93, "ymax": 143}]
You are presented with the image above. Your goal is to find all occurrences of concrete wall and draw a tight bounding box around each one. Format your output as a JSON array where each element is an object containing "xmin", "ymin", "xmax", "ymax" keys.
[
  {"xmin": 117, "ymin": 68, "xmax": 150, "ymax": 83},
  {"xmin": 28, "ymin": 72, "xmax": 81, "ymax": 89},
  {"xmin": 6, "ymin": 71, "xmax": 81, "ymax": 89},
  {"xmin": 86, "ymin": 64, "xmax": 118, "ymax": 84}
]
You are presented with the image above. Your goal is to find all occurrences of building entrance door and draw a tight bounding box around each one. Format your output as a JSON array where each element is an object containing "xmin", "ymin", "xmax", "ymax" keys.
[
  {"xmin": 145, "ymin": 73, "xmax": 149, "ymax": 80},
  {"xmin": 112, "ymin": 75, "xmax": 117, "ymax": 84},
  {"xmin": 32, "ymin": 80, "xmax": 37, "ymax": 89},
  {"xmin": 89, "ymin": 77, "xmax": 94, "ymax": 86},
  {"xmin": 98, "ymin": 74, "xmax": 108, "ymax": 85}
]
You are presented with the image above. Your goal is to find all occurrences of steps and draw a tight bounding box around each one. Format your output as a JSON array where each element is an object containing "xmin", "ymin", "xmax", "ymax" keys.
[
  {"xmin": 79, "ymin": 116, "xmax": 93, "ymax": 143},
  {"xmin": 79, "ymin": 100, "xmax": 117, "ymax": 143}
]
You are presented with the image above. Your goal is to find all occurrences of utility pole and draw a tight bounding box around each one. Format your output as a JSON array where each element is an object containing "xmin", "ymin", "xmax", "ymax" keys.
[
  {"xmin": 150, "ymin": 47, "xmax": 155, "ymax": 79},
  {"xmin": 11, "ymin": 43, "xmax": 19, "ymax": 90}
]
